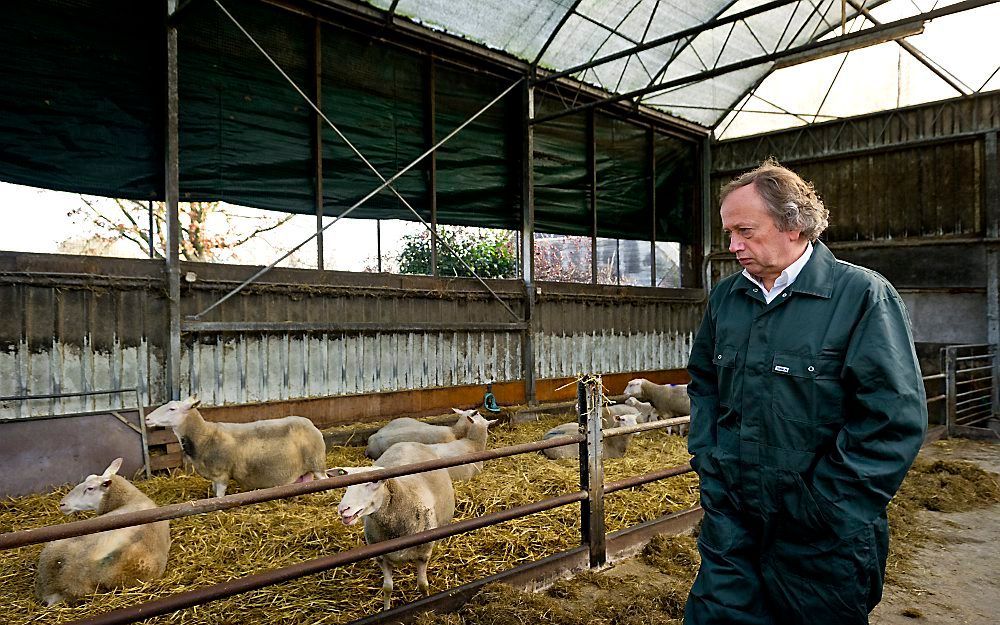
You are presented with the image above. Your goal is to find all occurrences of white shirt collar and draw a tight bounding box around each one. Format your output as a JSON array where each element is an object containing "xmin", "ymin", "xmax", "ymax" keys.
[{"xmin": 743, "ymin": 241, "xmax": 813, "ymax": 295}]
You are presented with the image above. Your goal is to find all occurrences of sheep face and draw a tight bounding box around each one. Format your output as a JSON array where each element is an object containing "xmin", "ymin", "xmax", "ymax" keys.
[
  {"xmin": 623, "ymin": 378, "xmax": 647, "ymax": 399},
  {"xmin": 59, "ymin": 458, "xmax": 122, "ymax": 514},
  {"xmin": 615, "ymin": 413, "xmax": 639, "ymax": 429},
  {"xmin": 331, "ymin": 467, "xmax": 386, "ymax": 526},
  {"xmin": 145, "ymin": 396, "xmax": 201, "ymax": 428},
  {"xmin": 338, "ymin": 481, "xmax": 386, "ymax": 526}
]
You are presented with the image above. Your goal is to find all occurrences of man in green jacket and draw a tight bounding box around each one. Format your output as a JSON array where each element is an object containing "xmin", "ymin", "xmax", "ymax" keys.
[{"xmin": 684, "ymin": 159, "xmax": 926, "ymax": 624}]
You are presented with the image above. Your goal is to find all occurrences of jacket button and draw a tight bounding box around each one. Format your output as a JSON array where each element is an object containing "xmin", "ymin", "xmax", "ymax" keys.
[
  {"xmin": 781, "ymin": 293, "xmax": 788, "ymax": 298},
  {"xmin": 807, "ymin": 365, "xmax": 815, "ymax": 372},
  {"xmin": 753, "ymin": 288, "xmax": 759, "ymax": 292},
  {"xmin": 717, "ymin": 355, "xmax": 722, "ymax": 360}
]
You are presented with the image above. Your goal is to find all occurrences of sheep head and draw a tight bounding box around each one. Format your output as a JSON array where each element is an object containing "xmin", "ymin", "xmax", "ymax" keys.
[
  {"xmin": 623, "ymin": 378, "xmax": 648, "ymax": 400},
  {"xmin": 333, "ymin": 467, "xmax": 386, "ymax": 526},
  {"xmin": 59, "ymin": 457, "xmax": 123, "ymax": 514},
  {"xmin": 145, "ymin": 396, "xmax": 201, "ymax": 428}
]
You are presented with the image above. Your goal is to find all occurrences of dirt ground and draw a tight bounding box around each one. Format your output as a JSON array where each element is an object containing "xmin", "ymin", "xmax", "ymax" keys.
[
  {"xmin": 870, "ymin": 439, "xmax": 1000, "ymax": 625},
  {"xmin": 564, "ymin": 438, "xmax": 1000, "ymax": 625}
]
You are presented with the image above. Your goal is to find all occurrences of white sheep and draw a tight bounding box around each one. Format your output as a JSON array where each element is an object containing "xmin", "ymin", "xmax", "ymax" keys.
[
  {"xmin": 624, "ymin": 379, "xmax": 691, "ymax": 435},
  {"xmin": 35, "ymin": 458, "xmax": 170, "ymax": 606},
  {"xmin": 145, "ymin": 397, "xmax": 326, "ymax": 497},
  {"xmin": 623, "ymin": 379, "xmax": 691, "ymax": 418},
  {"xmin": 623, "ymin": 397, "xmax": 659, "ymax": 423},
  {"xmin": 334, "ymin": 442, "xmax": 455, "ymax": 610},
  {"xmin": 422, "ymin": 412, "xmax": 497, "ymax": 481},
  {"xmin": 365, "ymin": 408, "xmax": 474, "ymax": 459},
  {"xmin": 541, "ymin": 412, "xmax": 639, "ymax": 460}
]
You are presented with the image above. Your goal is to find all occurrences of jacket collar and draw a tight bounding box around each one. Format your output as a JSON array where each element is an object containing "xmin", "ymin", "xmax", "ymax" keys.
[{"xmin": 728, "ymin": 239, "xmax": 836, "ymax": 299}]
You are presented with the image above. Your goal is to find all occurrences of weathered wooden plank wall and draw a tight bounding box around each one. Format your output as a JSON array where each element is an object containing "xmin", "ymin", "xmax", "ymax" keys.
[{"xmin": 0, "ymin": 253, "xmax": 703, "ymax": 420}]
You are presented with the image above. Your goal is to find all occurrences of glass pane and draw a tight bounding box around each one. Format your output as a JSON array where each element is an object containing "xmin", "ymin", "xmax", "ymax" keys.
[
  {"xmin": 534, "ymin": 233, "xmax": 593, "ymax": 283},
  {"xmin": 655, "ymin": 241, "xmax": 682, "ymax": 287}
]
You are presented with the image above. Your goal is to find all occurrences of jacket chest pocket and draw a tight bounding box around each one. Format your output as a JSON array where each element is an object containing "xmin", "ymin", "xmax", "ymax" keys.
[
  {"xmin": 713, "ymin": 346, "xmax": 739, "ymax": 409},
  {"xmin": 770, "ymin": 353, "xmax": 844, "ymax": 423}
]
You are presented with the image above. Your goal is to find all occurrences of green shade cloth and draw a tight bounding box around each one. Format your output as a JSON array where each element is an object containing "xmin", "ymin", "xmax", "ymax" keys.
[{"xmin": 0, "ymin": 0, "xmax": 698, "ymax": 243}]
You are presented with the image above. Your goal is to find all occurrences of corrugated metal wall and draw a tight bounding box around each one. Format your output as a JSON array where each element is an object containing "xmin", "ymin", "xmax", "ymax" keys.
[
  {"xmin": 0, "ymin": 254, "xmax": 704, "ymax": 419},
  {"xmin": 181, "ymin": 331, "xmax": 523, "ymax": 406}
]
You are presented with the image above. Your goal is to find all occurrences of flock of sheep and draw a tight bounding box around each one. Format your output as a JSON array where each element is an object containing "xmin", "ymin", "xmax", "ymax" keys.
[{"xmin": 33, "ymin": 378, "xmax": 691, "ymax": 611}]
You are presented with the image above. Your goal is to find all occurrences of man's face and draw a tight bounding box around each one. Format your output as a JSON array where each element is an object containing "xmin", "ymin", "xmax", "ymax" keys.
[{"xmin": 720, "ymin": 183, "xmax": 804, "ymax": 285}]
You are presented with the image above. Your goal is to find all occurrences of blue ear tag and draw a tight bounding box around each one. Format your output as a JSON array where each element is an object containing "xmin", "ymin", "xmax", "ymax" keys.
[{"xmin": 774, "ymin": 365, "xmax": 790, "ymax": 374}]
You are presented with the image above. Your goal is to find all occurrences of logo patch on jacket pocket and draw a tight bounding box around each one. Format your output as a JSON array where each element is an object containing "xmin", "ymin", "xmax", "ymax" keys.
[{"xmin": 774, "ymin": 365, "xmax": 790, "ymax": 374}]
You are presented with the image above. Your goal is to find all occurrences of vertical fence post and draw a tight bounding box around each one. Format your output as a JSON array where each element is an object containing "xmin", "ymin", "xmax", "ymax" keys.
[
  {"xmin": 945, "ymin": 346, "xmax": 957, "ymax": 437},
  {"xmin": 578, "ymin": 375, "xmax": 606, "ymax": 568}
]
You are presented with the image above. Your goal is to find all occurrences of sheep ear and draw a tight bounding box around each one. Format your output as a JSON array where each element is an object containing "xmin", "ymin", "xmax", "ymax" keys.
[
  {"xmin": 486, "ymin": 419, "xmax": 498, "ymax": 427},
  {"xmin": 451, "ymin": 407, "xmax": 465, "ymax": 415},
  {"xmin": 103, "ymin": 457, "xmax": 123, "ymax": 478},
  {"xmin": 183, "ymin": 396, "xmax": 201, "ymax": 409}
]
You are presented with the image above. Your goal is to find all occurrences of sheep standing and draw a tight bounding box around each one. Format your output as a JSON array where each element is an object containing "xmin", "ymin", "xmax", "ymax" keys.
[
  {"xmin": 542, "ymin": 412, "xmax": 639, "ymax": 460},
  {"xmin": 145, "ymin": 397, "xmax": 326, "ymax": 497},
  {"xmin": 422, "ymin": 412, "xmax": 497, "ymax": 480},
  {"xmin": 624, "ymin": 379, "xmax": 691, "ymax": 434},
  {"xmin": 35, "ymin": 458, "xmax": 170, "ymax": 606},
  {"xmin": 335, "ymin": 442, "xmax": 455, "ymax": 610},
  {"xmin": 365, "ymin": 408, "xmax": 474, "ymax": 459}
]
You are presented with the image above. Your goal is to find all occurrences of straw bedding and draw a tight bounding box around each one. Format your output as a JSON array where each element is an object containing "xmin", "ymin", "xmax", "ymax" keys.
[
  {"xmin": 0, "ymin": 409, "xmax": 697, "ymax": 624},
  {"xmin": 5, "ymin": 414, "xmax": 991, "ymax": 625}
]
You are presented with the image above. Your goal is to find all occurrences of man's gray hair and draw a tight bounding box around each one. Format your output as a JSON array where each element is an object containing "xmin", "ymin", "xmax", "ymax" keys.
[{"xmin": 720, "ymin": 157, "xmax": 829, "ymax": 242}]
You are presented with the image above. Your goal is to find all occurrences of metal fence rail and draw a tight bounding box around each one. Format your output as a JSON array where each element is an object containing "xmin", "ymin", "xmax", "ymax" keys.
[
  {"xmin": 944, "ymin": 343, "xmax": 998, "ymax": 438},
  {"xmin": 0, "ymin": 375, "xmax": 696, "ymax": 624}
]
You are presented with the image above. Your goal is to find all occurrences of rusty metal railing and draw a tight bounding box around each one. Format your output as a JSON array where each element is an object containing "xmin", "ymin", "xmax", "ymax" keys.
[{"xmin": 0, "ymin": 375, "xmax": 696, "ymax": 625}]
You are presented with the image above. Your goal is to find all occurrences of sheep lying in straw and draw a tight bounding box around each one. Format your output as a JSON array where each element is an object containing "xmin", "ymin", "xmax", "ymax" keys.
[
  {"xmin": 334, "ymin": 442, "xmax": 455, "ymax": 610},
  {"xmin": 145, "ymin": 397, "xmax": 326, "ymax": 497},
  {"xmin": 365, "ymin": 408, "xmax": 474, "ymax": 459},
  {"xmin": 624, "ymin": 397, "xmax": 659, "ymax": 423},
  {"xmin": 423, "ymin": 412, "xmax": 497, "ymax": 481},
  {"xmin": 541, "ymin": 412, "xmax": 640, "ymax": 460},
  {"xmin": 35, "ymin": 458, "xmax": 170, "ymax": 606}
]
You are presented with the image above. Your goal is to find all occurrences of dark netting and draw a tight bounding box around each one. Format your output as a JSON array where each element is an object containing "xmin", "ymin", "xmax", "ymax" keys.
[
  {"xmin": 595, "ymin": 114, "xmax": 649, "ymax": 239},
  {"xmin": 533, "ymin": 98, "xmax": 590, "ymax": 236},
  {"xmin": 434, "ymin": 61, "xmax": 521, "ymax": 230},
  {"xmin": 178, "ymin": 0, "xmax": 314, "ymax": 213},
  {"xmin": 321, "ymin": 25, "xmax": 429, "ymax": 221},
  {"xmin": 654, "ymin": 133, "xmax": 697, "ymax": 244},
  {"xmin": 0, "ymin": 0, "xmax": 162, "ymax": 198}
]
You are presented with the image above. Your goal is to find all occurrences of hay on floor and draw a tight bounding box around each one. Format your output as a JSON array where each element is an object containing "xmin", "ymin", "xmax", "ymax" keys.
[{"xmin": 0, "ymin": 409, "xmax": 697, "ymax": 624}]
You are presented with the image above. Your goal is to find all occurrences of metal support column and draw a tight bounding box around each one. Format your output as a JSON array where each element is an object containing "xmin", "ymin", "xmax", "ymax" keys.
[
  {"xmin": 588, "ymin": 109, "xmax": 598, "ymax": 284},
  {"xmin": 700, "ymin": 135, "xmax": 713, "ymax": 290},
  {"xmin": 985, "ymin": 131, "xmax": 999, "ymax": 419},
  {"xmin": 578, "ymin": 376, "xmax": 606, "ymax": 568},
  {"xmin": 313, "ymin": 20, "xmax": 325, "ymax": 270},
  {"xmin": 521, "ymin": 80, "xmax": 537, "ymax": 405},
  {"xmin": 428, "ymin": 56, "xmax": 438, "ymax": 276},
  {"xmin": 165, "ymin": 0, "xmax": 182, "ymax": 401},
  {"xmin": 648, "ymin": 127, "xmax": 656, "ymax": 287}
]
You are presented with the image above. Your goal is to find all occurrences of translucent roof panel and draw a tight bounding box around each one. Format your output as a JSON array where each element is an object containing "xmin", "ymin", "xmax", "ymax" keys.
[
  {"xmin": 359, "ymin": 0, "xmax": 996, "ymax": 131},
  {"xmin": 376, "ymin": 0, "xmax": 574, "ymax": 61},
  {"xmin": 717, "ymin": 0, "xmax": 1000, "ymax": 139}
]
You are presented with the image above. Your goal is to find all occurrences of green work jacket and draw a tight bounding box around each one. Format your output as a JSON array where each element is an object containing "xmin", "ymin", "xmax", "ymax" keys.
[{"xmin": 687, "ymin": 241, "xmax": 927, "ymax": 535}]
